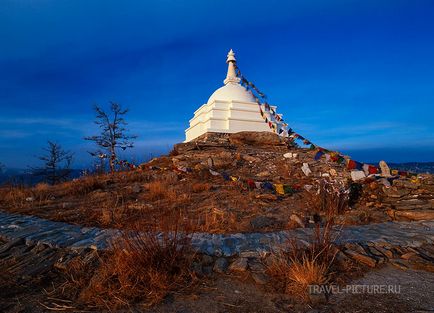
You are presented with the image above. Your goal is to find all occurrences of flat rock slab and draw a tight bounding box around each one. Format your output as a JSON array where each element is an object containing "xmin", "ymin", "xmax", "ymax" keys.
[{"xmin": 0, "ymin": 211, "xmax": 433, "ymax": 257}]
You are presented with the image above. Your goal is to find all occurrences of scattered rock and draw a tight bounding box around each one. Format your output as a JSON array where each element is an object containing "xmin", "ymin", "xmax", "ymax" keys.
[
  {"xmin": 191, "ymin": 262, "xmax": 203, "ymax": 276},
  {"xmin": 248, "ymin": 260, "xmax": 265, "ymax": 272},
  {"xmin": 351, "ymin": 170, "xmax": 366, "ymax": 181},
  {"xmin": 250, "ymin": 216, "xmax": 276, "ymax": 230},
  {"xmin": 344, "ymin": 249, "xmax": 377, "ymax": 267},
  {"xmin": 241, "ymin": 154, "xmax": 259, "ymax": 163},
  {"xmin": 390, "ymin": 259, "xmax": 409, "ymax": 270},
  {"xmin": 201, "ymin": 254, "xmax": 214, "ymax": 266},
  {"xmin": 401, "ymin": 252, "xmax": 416, "ymax": 260},
  {"xmin": 213, "ymin": 257, "xmax": 228, "ymax": 273},
  {"xmin": 290, "ymin": 214, "xmax": 305, "ymax": 228},
  {"xmin": 251, "ymin": 272, "xmax": 269, "ymax": 285},
  {"xmin": 379, "ymin": 160, "xmax": 391, "ymax": 177},
  {"xmin": 301, "ymin": 163, "xmax": 312, "ymax": 176},
  {"xmin": 387, "ymin": 209, "xmax": 434, "ymax": 221},
  {"xmin": 229, "ymin": 131, "xmax": 281, "ymax": 146},
  {"xmin": 229, "ymin": 257, "xmax": 248, "ymax": 272}
]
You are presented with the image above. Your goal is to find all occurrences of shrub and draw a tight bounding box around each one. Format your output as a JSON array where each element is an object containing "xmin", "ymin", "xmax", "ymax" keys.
[{"xmin": 80, "ymin": 213, "xmax": 195, "ymax": 309}]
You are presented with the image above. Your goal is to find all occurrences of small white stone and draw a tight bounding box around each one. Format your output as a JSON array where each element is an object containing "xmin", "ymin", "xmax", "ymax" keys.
[
  {"xmin": 351, "ymin": 170, "xmax": 366, "ymax": 181},
  {"xmin": 301, "ymin": 163, "xmax": 312, "ymax": 176}
]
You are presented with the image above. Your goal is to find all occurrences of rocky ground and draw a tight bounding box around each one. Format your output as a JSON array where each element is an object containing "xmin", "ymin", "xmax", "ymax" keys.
[
  {"xmin": 1, "ymin": 131, "xmax": 434, "ymax": 312},
  {"xmin": 1, "ymin": 235, "xmax": 433, "ymax": 313},
  {"xmin": 0, "ymin": 132, "xmax": 433, "ymax": 234}
]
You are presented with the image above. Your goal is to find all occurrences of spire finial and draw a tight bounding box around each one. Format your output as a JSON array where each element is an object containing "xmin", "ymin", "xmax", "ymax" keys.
[{"xmin": 224, "ymin": 49, "xmax": 240, "ymax": 85}]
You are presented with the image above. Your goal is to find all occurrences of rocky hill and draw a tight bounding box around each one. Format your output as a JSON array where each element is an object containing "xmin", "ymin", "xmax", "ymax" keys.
[{"xmin": 1, "ymin": 131, "xmax": 433, "ymax": 234}]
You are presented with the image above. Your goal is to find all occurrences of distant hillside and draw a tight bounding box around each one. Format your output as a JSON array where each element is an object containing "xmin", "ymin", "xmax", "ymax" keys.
[
  {"xmin": 388, "ymin": 162, "xmax": 434, "ymax": 174},
  {"xmin": 0, "ymin": 168, "xmax": 83, "ymax": 186}
]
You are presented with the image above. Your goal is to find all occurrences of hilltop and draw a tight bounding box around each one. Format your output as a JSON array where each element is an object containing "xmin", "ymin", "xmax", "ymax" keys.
[{"xmin": 1, "ymin": 131, "xmax": 433, "ymax": 233}]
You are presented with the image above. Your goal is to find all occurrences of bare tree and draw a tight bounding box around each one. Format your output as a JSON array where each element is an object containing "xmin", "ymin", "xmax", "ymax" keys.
[
  {"xmin": 32, "ymin": 141, "xmax": 74, "ymax": 185},
  {"xmin": 84, "ymin": 102, "xmax": 137, "ymax": 173},
  {"xmin": 0, "ymin": 162, "xmax": 5, "ymax": 174}
]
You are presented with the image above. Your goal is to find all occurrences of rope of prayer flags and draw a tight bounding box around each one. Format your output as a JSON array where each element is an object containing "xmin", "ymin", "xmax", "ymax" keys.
[{"xmin": 240, "ymin": 64, "xmax": 418, "ymax": 179}]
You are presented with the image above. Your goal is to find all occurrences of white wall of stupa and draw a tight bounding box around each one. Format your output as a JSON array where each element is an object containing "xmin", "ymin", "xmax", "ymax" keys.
[{"xmin": 185, "ymin": 49, "xmax": 278, "ymax": 142}]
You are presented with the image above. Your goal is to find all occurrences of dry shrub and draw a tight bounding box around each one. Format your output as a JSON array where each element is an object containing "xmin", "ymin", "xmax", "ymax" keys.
[
  {"xmin": 195, "ymin": 207, "xmax": 238, "ymax": 233},
  {"xmin": 33, "ymin": 182, "xmax": 51, "ymax": 194},
  {"xmin": 0, "ymin": 185, "xmax": 29, "ymax": 209},
  {"xmin": 64, "ymin": 174, "xmax": 107, "ymax": 196},
  {"xmin": 80, "ymin": 213, "xmax": 195, "ymax": 310},
  {"xmin": 146, "ymin": 180, "xmax": 177, "ymax": 201},
  {"xmin": 307, "ymin": 178, "xmax": 349, "ymax": 219},
  {"xmin": 191, "ymin": 182, "xmax": 211, "ymax": 193},
  {"xmin": 267, "ymin": 220, "xmax": 338, "ymax": 302}
]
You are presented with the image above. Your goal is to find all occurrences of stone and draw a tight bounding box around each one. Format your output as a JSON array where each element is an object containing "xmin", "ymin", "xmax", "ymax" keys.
[
  {"xmin": 329, "ymin": 168, "xmax": 337, "ymax": 176},
  {"xmin": 202, "ymin": 266, "xmax": 213, "ymax": 276},
  {"xmin": 351, "ymin": 170, "xmax": 366, "ymax": 181},
  {"xmin": 379, "ymin": 160, "xmax": 391, "ymax": 177},
  {"xmin": 390, "ymin": 259, "xmax": 408, "ymax": 270},
  {"xmin": 132, "ymin": 183, "xmax": 141, "ymax": 193},
  {"xmin": 201, "ymin": 254, "xmax": 214, "ymax": 266},
  {"xmin": 229, "ymin": 257, "xmax": 248, "ymax": 272},
  {"xmin": 229, "ymin": 131, "xmax": 281, "ymax": 146},
  {"xmin": 344, "ymin": 249, "xmax": 377, "ymax": 267},
  {"xmin": 378, "ymin": 178, "xmax": 391, "ymax": 187},
  {"xmin": 257, "ymin": 171, "xmax": 271, "ymax": 177},
  {"xmin": 251, "ymin": 272, "xmax": 269, "ymax": 284},
  {"xmin": 211, "ymin": 151, "xmax": 233, "ymax": 168},
  {"xmin": 248, "ymin": 260, "xmax": 265, "ymax": 272},
  {"xmin": 213, "ymin": 257, "xmax": 228, "ymax": 273},
  {"xmin": 383, "ymin": 186, "xmax": 409, "ymax": 198},
  {"xmin": 242, "ymin": 154, "xmax": 259, "ymax": 163},
  {"xmin": 387, "ymin": 209, "xmax": 434, "ymax": 221},
  {"xmin": 240, "ymin": 251, "xmax": 260, "ymax": 258},
  {"xmin": 301, "ymin": 163, "xmax": 312, "ymax": 176},
  {"xmin": 393, "ymin": 179, "xmax": 420, "ymax": 189},
  {"xmin": 401, "ymin": 252, "xmax": 416, "ymax": 260},
  {"xmin": 250, "ymin": 216, "xmax": 276, "ymax": 230},
  {"xmin": 191, "ymin": 262, "xmax": 203, "ymax": 276},
  {"xmin": 290, "ymin": 214, "xmax": 305, "ymax": 228}
]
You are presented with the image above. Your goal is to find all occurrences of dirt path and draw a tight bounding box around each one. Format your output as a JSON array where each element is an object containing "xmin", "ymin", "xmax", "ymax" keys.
[{"xmin": 149, "ymin": 265, "xmax": 434, "ymax": 313}]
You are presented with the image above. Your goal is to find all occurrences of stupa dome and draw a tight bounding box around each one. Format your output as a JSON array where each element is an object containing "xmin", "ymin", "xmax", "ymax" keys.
[
  {"xmin": 185, "ymin": 49, "xmax": 278, "ymax": 142},
  {"xmin": 207, "ymin": 83, "xmax": 255, "ymax": 104}
]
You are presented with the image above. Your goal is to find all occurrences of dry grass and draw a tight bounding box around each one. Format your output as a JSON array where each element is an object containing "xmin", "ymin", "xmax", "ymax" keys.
[
  {"xmin": 267, "ymin": 222, "xmax": 338, "ymax": 301},
  {"xmin": 79, "ymin": 213, "xmax": 195, "ymax": 310},
  {"xmin": 191, "ymin": 182, "xmax": 211, "ymax": 193},
  {"xmin": 146, "ymin": 180, "xmax": 177, "ymax": 201},
  {"xmin": 267, "ymin": 182, "xmax": 342, "ymax": 302},
  {"xmin": 306, "ymin": 178, "xmax": 349, "ymax": 220}
]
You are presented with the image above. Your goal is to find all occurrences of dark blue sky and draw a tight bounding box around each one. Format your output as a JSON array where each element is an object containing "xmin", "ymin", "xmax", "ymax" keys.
[{"xmin": 1, "ymin": 0, "xmax": 434, "ymax": 168}]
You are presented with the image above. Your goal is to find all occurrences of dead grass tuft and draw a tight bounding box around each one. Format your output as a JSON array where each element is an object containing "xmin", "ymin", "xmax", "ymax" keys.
[
  {"xmin": 307, "ymin": 178, "xmax": 349, "ymax": 220},
  {"xmin": 191, "ymin": 182, "xmax": 211, "ymax": 193},
  {"xmin": 79, "ymin": 213, "xmax": 195, "ymax": 310},
  {"xmin": 268, "ymin": 183, "xmax": 341, "ymax": 302},
  {"xmin": 146, "ymin": 180, "xmax": 177, "ymax": 201}
]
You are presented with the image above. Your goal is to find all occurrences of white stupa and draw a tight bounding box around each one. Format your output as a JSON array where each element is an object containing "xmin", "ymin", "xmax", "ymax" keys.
[{"xmin": 185, "ymin": 49, "xmax": 278, "ymax": 142}]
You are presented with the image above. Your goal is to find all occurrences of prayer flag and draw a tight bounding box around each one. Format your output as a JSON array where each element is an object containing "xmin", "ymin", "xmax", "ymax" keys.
[
  {"xmin": 247, "ymin": 179, "xmax": 255, "ymax": 189},
  {"xmin": 274, "ymin": 184, "xmax": 285, "ymax": 195},
  {"xmin": 347, "ymin": 159, "xmax": 357, "ymax": 170},
  {"xmin": 283, "ymin": 185, "xmax": 295, "ymax": 195},
  {"xmin": 262, "ymin": 181, "xmax": 274, "ymax": 191},
  {"xmin": 314, "ymin": 150, "xmax": 324, "ymax": 160}
]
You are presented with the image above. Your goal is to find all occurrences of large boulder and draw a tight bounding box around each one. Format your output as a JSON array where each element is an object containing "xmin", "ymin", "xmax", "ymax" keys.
[{"xmin": 229, "ymin": 131, "xmax": 282, "ymax": 146}]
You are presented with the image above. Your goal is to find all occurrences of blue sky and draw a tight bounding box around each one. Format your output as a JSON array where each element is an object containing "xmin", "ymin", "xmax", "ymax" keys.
[{"xmin": 1, "ymin": 0, "xmax": 433, "ymax": 168}]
